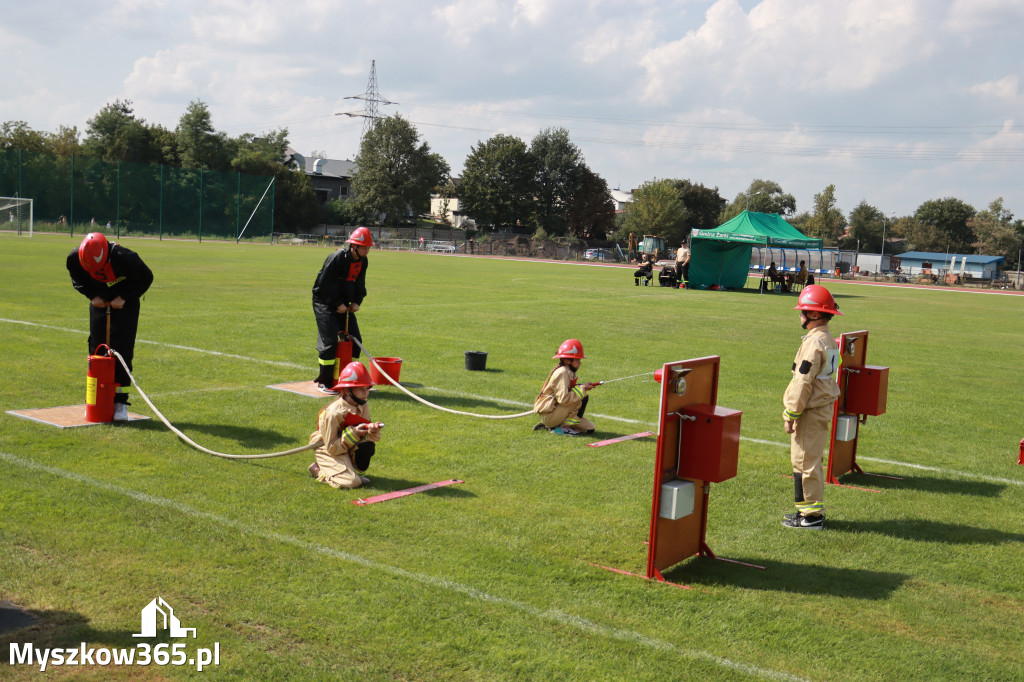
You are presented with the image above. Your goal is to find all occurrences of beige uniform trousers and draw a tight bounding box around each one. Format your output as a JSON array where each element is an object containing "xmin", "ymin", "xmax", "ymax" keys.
[
  {"xmin": 535, "ymin": 365, "xmax": 596, "ymax": 431},
  {"xmin": 309, "ymin": 398, "xmax": 370, "ymax": 489},
  {"xmin": 539, "ymin": 402, "xmax": 596, "ymax": 432},
  {"xmin": 790, "ymin": 403, "xmax": 832, "ymax": 508}
]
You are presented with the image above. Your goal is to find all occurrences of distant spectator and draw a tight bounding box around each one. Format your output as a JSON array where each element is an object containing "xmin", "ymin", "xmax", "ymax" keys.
[
  {"xmin": 674, "ymin": 240, "xmax": 691, "ymax": 288},
  {"xmin": 791, "ymin": 260, "xmax": 809, "ymax": 289},
  {"xmin": 634, "ymin": 254, "xmax": 655, "ymax": 286}
]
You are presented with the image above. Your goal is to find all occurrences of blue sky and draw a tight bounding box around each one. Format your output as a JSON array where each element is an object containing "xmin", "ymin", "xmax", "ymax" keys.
[{"xmin": 4, "ymin": 0, "xmax": 1024, "ymax": 218}]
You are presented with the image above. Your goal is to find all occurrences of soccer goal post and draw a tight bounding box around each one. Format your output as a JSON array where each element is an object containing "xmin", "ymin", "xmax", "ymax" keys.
[{"xmin": 0, "ymin": 197, "xmax": 33, "ymax": 236}]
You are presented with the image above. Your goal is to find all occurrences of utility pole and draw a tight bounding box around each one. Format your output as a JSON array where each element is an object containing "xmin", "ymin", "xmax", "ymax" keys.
[{"xmin": 337, "ymin": 60, "xmax": 397, "ymax": 143}]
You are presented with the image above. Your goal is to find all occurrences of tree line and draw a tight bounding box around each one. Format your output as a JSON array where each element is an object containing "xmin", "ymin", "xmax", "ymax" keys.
[{"xmin": 5, "ymin": 102, "xmax": 1022, "ymax": 264}]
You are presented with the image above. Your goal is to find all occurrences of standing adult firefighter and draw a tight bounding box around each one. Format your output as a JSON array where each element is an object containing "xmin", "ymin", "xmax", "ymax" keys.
[
  {"xmin": 311, "ymin": 226, "xmax": 372, "ymax": 394},
  {"xmin": 781, "ymin": 284, "xmax": 842, "ymax": 530},
  {"xmin": 533, "ymin": 339, "xmax": 598, "ymax": 435},
  {"xmin": 308, "ymin": 361, "xmax": 383, "ymax": 489},
  {"xmin": 66, "ymin": 232, "xmax": 154, "ymax": 421}
]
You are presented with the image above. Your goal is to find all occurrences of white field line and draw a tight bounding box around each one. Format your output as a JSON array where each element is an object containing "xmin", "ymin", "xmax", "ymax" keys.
[
  {"xmin": 0, "ymin": 451, "xmax": 804, "ymax": 682},
  {"xmin": 0, "ymin": 317, "xmax": 303, "ymax": 368},
  {"xmin": 837, "ymin": 280, "xmax": 1024, "ymax": 297},
  {"xmin": 147, "ymin": 386, "xmax": 249, "ymax": 398},
  {"xmin": 6, "ymin": 316, "xmax": 1020, "ymax": 487}
]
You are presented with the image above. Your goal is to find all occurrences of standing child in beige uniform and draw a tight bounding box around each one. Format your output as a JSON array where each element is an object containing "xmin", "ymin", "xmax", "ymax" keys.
[
  {"xmin": 781, "ymin": 285, "xmax": 843, "ymax": 530},
  {"xmin": 533, "ymin": 339, "xmax": 598, "ymax": 435},
  {"xmin": 308, "ymin": 361, "xmax": 383, "ymax": 489}
]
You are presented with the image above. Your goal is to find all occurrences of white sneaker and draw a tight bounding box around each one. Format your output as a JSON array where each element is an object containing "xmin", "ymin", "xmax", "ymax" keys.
[{"xmin": 113, "ymin": 403, "xmax": 129, "ymax": 421}]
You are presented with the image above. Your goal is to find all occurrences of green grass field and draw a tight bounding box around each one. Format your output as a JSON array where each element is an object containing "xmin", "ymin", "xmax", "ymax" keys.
[{"xmin": 2, "ymin": 233, "xmax": 1023, "ymax": 681}]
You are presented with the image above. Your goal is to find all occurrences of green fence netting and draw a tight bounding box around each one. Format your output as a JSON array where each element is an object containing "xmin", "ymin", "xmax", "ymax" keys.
[{"xmin": 0, "ymin": 149, "xmax": 274, "ymax": 240}]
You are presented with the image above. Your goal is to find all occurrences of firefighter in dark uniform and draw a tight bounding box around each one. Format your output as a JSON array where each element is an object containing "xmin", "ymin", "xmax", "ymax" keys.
[
  {"xmin": 66, "ymin": 232, "xmax": 154, "ymax": 421},
  {"xmin": 311, "ymin": 226, "xmax": 373, "ymax": 394}
]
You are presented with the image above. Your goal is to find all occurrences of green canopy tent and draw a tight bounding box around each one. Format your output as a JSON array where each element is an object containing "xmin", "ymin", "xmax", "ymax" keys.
[{"xmin": 688, "ymin": 211, "xmax": 823, "ymax": 289}]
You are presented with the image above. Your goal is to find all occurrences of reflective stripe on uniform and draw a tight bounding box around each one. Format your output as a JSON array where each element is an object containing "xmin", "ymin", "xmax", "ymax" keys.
[
  {"xmin": 341, "ymin": 426, "xmax": 360, "ymax": 446},
  {"xmin": 319, "ymin": 357, "xmax": 337, "ymax": 366},
  {"xmin": 571, "ymin": 386, "xmax": 585, "ymax": 400}
]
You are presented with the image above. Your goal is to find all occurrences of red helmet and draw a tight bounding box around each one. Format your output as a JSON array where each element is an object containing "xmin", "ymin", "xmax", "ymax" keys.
[
  {"xmin": 346, "ymin": 226, "xmax": 374, "ymax": 248},
  {"xmin": 78, "ymin": 232, "xmax": 116, "ymax": 282},
  {"xmin": 331, "ymin": 361, "xmax": 373, "ymax": 390},
  {"xmin": 794, "ymin": 284, "xmax": 843, "ymax": 315},
  {"xmin": 553, "ymin": 339, "xmax": 585, "ymax": 360}
]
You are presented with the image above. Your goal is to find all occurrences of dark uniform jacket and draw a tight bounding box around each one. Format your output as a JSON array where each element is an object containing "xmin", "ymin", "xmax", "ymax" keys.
[
  {"xmin": 312, "ymin": 247, "xmax": 368, "ymax": 309},
  {"xmin": 66, "ymin": 244, "xmax": 153, "ymax": 302}
]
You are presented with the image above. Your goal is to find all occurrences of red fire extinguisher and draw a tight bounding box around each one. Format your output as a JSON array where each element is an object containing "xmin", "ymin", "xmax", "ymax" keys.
[
  {"xmin": 333, "ymin": 312, "xmax": 353, "ymax": 381},
  {"xmin": 86, "ymin": 343, "xmax": 117, "ymax": 423}
]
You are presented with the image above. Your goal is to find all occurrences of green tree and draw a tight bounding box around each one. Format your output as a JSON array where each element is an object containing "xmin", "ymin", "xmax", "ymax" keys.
[
  {"xmin": 914, "ymin": 197, "xmax": 977, "ymax": 253},
  {"xmin": 805, "ymin": 184, "xmax": 845, "ymax": 244},
  {"xmin": 83, "ymin": 99, "xmax": 151, "ymax": 163},
  {"xmin": 890, "ymin": 216, "xmax": 935, "ymax": 253},
  {"xmin": 671, "ymin": 179, "xmax": 726, "ymax": 233},
  {"xmin": 176, "ymin": 100, "xmax": 230, "ymax": 170},
  {"xmin": 566, "ymin": 165, "xmax": 615, "ymax": 240},
  {"xmin": 788, "ymin": 211, "xmax": 812, "ymax": 236},
  {"xmin": 843, "ymin": 201, "xmax": 885, "ymax": 251},
  {"xmin": 459, "ymin": 134, "xmax": 537, "ymax": 230},
  {"xmin": 969, "ymin": 198, "xmax": 1023, "ymax": 264},
  {"xmin": 719, "ymin": 179, "xmax": 797, "ymax": 222},
  {"xmin": 530, "ymin": 128, "xmax": 583, "ymax": 235},
  {"xmin": 233, "ymin": 129, "xmax": 318, "ymax": 231},
  {"xmin": 0, "ymin": 121, "xmax": 49, "ymax": 152},
  {"xmin": 352, "ymin": 115, "xmax": 449, "ymax": 228},
  {"xmin": 49, "ymin": 125, "xmax": 81, "ymax": 157},
  {"xmin": 623, "ymin": 179, "xmax": 689, "ymax": 246},
  {"xmin": 323, "ymin": 196, "xmax": 366, "ymax": 226}
]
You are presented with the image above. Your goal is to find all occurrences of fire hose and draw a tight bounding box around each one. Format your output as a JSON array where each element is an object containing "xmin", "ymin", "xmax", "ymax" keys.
[
  {"xmin": 352, "ymin": 337, "xmax": 535, "ymax": 420},
  {"xmin": 108, "ymin": 341, "xmax": 647, "ymax": 459},
  {"xmin": 110, "ymin": 349, "xmax": 315, "ymax": 460}
]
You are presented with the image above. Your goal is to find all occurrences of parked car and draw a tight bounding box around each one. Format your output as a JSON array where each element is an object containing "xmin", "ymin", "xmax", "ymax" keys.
[
  {"xmin": 426, "ymin": 241, "xmax": 456, "ymax": 253},
  {"xmin": 584, "ymin": 248, "xmax": 615, "ymax": 262}
]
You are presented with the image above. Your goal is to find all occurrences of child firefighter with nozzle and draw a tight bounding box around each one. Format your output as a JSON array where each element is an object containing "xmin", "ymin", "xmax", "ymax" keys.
[
  {"xmin": 308, "ymin": 361, "xmax": 383, "ymax": 489},
  {"xmin": 533, "ymin": 339, "xmax": 599, "ymax": 436}
]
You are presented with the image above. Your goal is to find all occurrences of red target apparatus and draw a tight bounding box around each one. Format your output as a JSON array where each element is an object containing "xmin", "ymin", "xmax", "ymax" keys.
[
  {"xmin": 1018, "ymin": 439, "xmax": 1023, "ymax": 466},
  {"xmin": 825, "ymin": 330, "xmax": 900, "ymax": 486}
]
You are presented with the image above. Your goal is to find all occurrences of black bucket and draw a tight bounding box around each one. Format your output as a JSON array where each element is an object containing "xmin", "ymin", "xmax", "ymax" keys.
[{"xmin": 464, "ymin": 351, "xmax": 488, "ymax": 371}]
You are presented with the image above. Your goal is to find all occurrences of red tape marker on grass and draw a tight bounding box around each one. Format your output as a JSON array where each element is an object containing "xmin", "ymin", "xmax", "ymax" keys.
[
  {"xmin": 587, "ymin": 431, "xmax": 654, "ymax": 448},
  {"xmin": 352, "ymin": 479, "xmax": 464, "ymax": 505}
]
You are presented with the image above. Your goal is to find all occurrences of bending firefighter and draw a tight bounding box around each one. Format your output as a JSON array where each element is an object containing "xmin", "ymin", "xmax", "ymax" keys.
[
  {"xmin": 781, "ymin": 285, "xmax": 842, "ymax": 530},
  {"xmin": 308, "ymin": 361, "xmax": 383, "ymax": 489},
  {"xmin": 533, "ymin": 339, "xmax": 598, "ymax": 435},
  {"xmin": 311, "ymin": 226, "xmax": 373, "ymax": 394},
  {"xmin": 66, "ymin": 232, "xmax": 154, "ymax": 421}
]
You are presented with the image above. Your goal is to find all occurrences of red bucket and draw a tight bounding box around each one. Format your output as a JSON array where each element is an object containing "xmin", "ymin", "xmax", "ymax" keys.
[{"xmin": 369, "ymin": 357, "xmax": 403, "ymax": 386}]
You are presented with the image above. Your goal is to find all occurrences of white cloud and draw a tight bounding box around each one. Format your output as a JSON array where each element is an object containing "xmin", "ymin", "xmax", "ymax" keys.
[
  {"xmin": 433, "ymin": 0, "xmax": 503, "ymax": 47},
  {"xmin": 515, "ymin": 0, "xmax": 551, "ymax": 24},
  {"xmin": 945, "ymin": 0, "xmax": 1024, "ymax": 33},
  {"xmin": 969, "ymin": 75, "xmax": 1020, "ymax": 100},
  {"xmin": 639, "ymin": 0, "xmax": 933, "ymax": 103},
  {"xmin": 125, "ymin": 49, "xmax": 203, "ymax": 97}
]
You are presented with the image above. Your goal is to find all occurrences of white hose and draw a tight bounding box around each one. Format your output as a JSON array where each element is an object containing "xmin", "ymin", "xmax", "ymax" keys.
[
  {"xmin": 110, "ymin": 350, "xmax": 316, "ymax": 460},
  {"xmin": 352, "ymin": 338, "xmax": 536, "ymax": 420}
]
